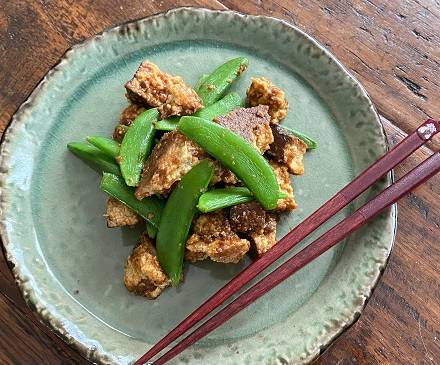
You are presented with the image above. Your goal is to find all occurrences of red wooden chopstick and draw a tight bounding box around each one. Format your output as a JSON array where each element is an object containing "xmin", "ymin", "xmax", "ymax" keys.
[
  {"xmin": 151, "ymin": 145, "xmax": 440, "ymax": 365},
  {"xmin": 135, "ymin": 119, "xmax": 439, "ymax": 365}
]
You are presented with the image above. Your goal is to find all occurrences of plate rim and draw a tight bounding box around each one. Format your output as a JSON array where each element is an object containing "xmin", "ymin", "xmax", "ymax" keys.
[{"xmin": 0, "ymin": 6, "xmax": 397, "ymax": 365}]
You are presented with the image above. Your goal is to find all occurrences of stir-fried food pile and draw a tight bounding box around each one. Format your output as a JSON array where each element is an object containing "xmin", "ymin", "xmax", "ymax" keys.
[{"xmin": 67, "ymin": 57, "xmax": 317, "ymax": 299}]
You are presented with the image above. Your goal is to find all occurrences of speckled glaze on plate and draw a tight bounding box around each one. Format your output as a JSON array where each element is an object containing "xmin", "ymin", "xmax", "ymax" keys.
[{"xmin": 0, "ymin": 7, "xmax": 395, "ymax": 365}]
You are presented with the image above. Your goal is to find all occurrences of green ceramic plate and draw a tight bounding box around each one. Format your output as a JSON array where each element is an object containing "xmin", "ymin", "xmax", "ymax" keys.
[{"xmin": 0, "ymin": 7, "xmax": 395, "ymax": 365}]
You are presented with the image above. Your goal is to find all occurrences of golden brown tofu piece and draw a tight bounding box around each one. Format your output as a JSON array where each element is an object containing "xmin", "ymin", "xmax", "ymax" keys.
[
  {"xmin": 112, "ymin": 124, "xmax": 127, "ymax": 143},
  {"xmin": 246, "ymin": 77, "xmax": 288, "ymax": 124},
  {"xmin": 185, "ymin": 211, "xmax": 250, "ymax": 264},
  {"xmin": 125, "ymin": 61, "xmax": 203, "ymax": 119},
  {"xmin": 267, "ymin": 125, "xmax": 307, "ymax": 175},
  {"xmin": 119, "ymin": 103, "xmax": 145, "ymax": 126},
  {"xmin": 214, "ymin": 105, "xmax": 274, "ymax": 153},
  {"xmin": 135, "ymin": 131, "xmax": 205, "ymax": 199},
  {"xmin": 249, "ymin": 214, "xmax": 277, "ymax": 256},
  {"xmin": 124, "ymin": 234, "xmax": 170, "ymax": 299},
  {"xmin": 105, "ymin": 198, "xmax": 141, "ymax": 228},
  {"xmin": 270, "ymin": 161, "xmax": 297, "ymax": 212},
  {"xmin": 229, "ymin": 202, "xmax": 266, "ymax": 234},
  {"xmin": 210, "ymin": 160, "xmax": 239, "ymax": 186}
]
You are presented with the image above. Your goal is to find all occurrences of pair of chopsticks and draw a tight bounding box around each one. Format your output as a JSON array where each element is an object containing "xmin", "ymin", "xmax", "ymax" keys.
[{"xmin": 135, "ymin": 119, "xmax": 440, "ymax": 365}]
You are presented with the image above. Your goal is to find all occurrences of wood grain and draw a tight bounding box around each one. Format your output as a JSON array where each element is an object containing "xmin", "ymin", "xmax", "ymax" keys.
[{"xmin": 0, "ymin": 1, "xmax": 439, "ymax": 365}]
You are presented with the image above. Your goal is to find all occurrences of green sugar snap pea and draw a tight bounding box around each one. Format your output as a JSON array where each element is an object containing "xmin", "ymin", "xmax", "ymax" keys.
[
  {"xmin": 197, "ymin": 57, "xmax": 249, "ymax": 106},
  {"xmin": 119, "ymin": 108, "xmax": 159, "ymax": 187},
  {"xmin": 197, "ymin": 187, "xmax": 254, "ymax": 213},
  {"xmin": 197, "ymin": 187, "xmax": 288, "ymax": 213},
  {"xmin": 194, "ymin": 73, "xmax": 209, "ymax": 93},
  {"xmin": 100, "ymin": 173, "xmax": 164, "ymax": 228},
  {"xmin": 67, "ymin": 142, "xmax": 121, "ymax": 176},
  {"xmin": 156, "ymin": 160, "xmax": 214, "ymax": 286},
  {"xmin": 279, "ymin": 126, "xmax": 318, "ymax": 150},
  {"xmin": 154, "ymin": 93, "xmax": 243, "ymax": 131},
  {"xmin": 87, "ymin": 136, "xmax": 120, "ymax": 158},
  {"xmin": 178, "ymin": 116, "xmax": 280, "ymax": 210},
  {"xmin": 193, "ymin": 92, "xmax": 242, "ymax": 120}
]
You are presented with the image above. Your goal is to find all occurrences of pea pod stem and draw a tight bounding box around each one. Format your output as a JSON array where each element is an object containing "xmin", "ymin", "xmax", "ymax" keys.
[
  {"xmin": 279, "ymin": 125, "xmax": 317, "ymax": 150},
  {"xmin": 119, "ymin": 108, "xmax": 159, "ymax": 187},
  {"xmin": 154, "ymin": 93, "xmax": 242, "ymax": 131},
  {"xmin": 197, "ymin": 57, "xmax": 249, "ymax": 106},
  {"xmin": 156, "ymin": 160, "xmax": 214, "ymax": 286},
  {"xmin": 100, "ymin": 173, "xmax": 164, "ymax": 228},
  {"xmin": 67, "ymin": 142, "xmax": 121, "ymax": 176},
  {"xmin": 178, "ymin": 116, "xmax": 279, "ymax": 210},
  {"xmin": 87, "ymin": 136, "xmax": 120, "ymax": 158}
]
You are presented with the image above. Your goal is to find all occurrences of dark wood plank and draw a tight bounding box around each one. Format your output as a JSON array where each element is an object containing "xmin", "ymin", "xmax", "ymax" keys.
[
  {"xmin": 0, "ymin": 1, "xmax": 439, "ymax": 365},
  {"xmin": 0, "ymin": 292, "xmax": 88, "ymax": 364},
  {"xmin": 219, "ymin": 0, "xmax": 440, "ymax": 148},
  {"xmin": 312, "ymin": 119, "xmax": 440, "ymax": 364},
  {"xmin": 0, "ymin": 0, "xmax": 226, "ymax": 135}
]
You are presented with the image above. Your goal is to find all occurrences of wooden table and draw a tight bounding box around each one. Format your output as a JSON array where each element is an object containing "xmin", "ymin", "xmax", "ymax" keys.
[{"xmin": 1, "ymin": 1, "xmax": 439, "ymax": 364}]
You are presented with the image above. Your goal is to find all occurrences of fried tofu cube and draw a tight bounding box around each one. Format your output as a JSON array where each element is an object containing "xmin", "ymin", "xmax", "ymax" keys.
[
  {"xmin": 246, "ymin": 77, "xmax": 288, "ymax": 124},
  {"xmin": 112, "ymin": 124, "xmax": 127, "ymax": 143},
  {"xmin": 229, "ymin": 202, "xmax": 266, "ymax": 234},
  {"xmin": 207, "ymin": 238, "xmax": 251, "ymax": 264},
  {"xmin": 119, "ymin": 103, "xmax": 145, "ymax": 126},
  {"xmin": 249, "ymin": 214, "xmax": 277, "ymax": 256},
  {"xmin": 214, "ymin": 105, "xmax": 274, "ymax": 153},
  {"xmin": 105, "ymin": 198, "xmax": 141, "ymax": 228},
  {"xmin": 124, "ymin": 234, "xmax": 170, "ymax": 299},
  {"xmin": 210, "ymin": 160, "xmax": 239, "ymax": 186},
  {"xmin": 185, "ymin": 211, "xmax": 250, "ymax": 264},
  {"xmin": 125, "ymin": 61, "xmax": 203, "ymax": 119},
  {"xmin": 270, "ymin": 161, "xmax": 297, "ymax": 212},
  {"xmin": 135, "ymin": 131, "xmax": 205, "ymax": 199},
  {"xmin": 267, "ymin": 125, "xmax": 307, "ymax": 175}
]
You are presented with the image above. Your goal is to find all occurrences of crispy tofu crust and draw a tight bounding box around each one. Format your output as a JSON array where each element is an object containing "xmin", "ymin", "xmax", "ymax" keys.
[
  {"xmin": 267, "ymin": 125, "xmax": 307, "ymax": 175},
  {"xmin": 210, "ymin": 160, "xmax": 239, "ymax": 186},
  {"xmin": 185, "ymin": 211, "xmax": 250, "ymax": 264},
  {"xmin": 246, "ymin": 77, "xmax": 288, "ymax": 124},
  {"xmin": 112, "ymin": 124, "xmax": 127, "ymax": 143},
  {"xmin": 125, "ymin": 61, "xmax": 203, "ymax": 119},
  {"xmin": 249, "ymin": 214, "xmax": 277, "ymax": 256},
  {"xmin": 270, "ymin": 161, "xmax": 297, "ymax": 212},
  {"xmin": 214, "ymin": 105, "xmax": 274, "ymax": 153},
  {"xmin": 124, "ymin": 234, "xmax": 170, "ymax": 299},
  {"xmin": 119, "ymin": 103, "xmax": 145, "ymax": 126},
  {"xmin": 229, "ymin": 202, "xmax": 266, "ymax": 234},
  {"xmin": 135, "ymin": 131, "xmax": 205, "ymax": 199},
  {"xmin": 105, "ymin": 198, "xmax": 141, "ymax": 227}
]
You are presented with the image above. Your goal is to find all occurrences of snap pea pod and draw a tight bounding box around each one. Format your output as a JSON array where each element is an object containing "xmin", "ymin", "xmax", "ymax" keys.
[
  {"xmin": 193, "ymin": 92, "xmax": 242, "ymax": 120},
  {"xmin": 145, "ymin": 221, "xmax": 157, "ymax": 239},
  {"xmin": 197, "ymin": 57, "xmax": 249, "ymax": 106},
  {"xmin": 197, "ymin": 187, "xmax": 288, "ymax": 213},
  {"xmin": 194, "ymin": 73, "xmax": 209, "ymax": 93},
  {"xmin": 100, "ymin": 173, "xmax": 164, "ymax": 228},
  {"xmin": 154, "ymin": 116, "xmax": 180, "ymax": 131},
  {"xmin": 156, "ymin": 160, "xmax": 214, "ymax": 286},
  {"xmin": 154, "ymin": 93, "xmax": 243, "ymax": 131},
  {"xmin": 197, "ymin": 187, "xmax": 253, "ymax": 213},
  {"xmin": 87, "ymin": 136, "xmax": 120, "ymax": 158},
  {"xmin": 67, "ymin": 142, "xmax": 121, "ymax": 176},
  {"xmin": 279, "ymin": 125, "xmax": 317, "ymax": 150},
  {"xmin": 178, "ymin": 116, "xmax": 279, "ymax": 210},
  {"xmin": 119, "ymin": 108, "xmax": 159, "ymax": 187}
]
